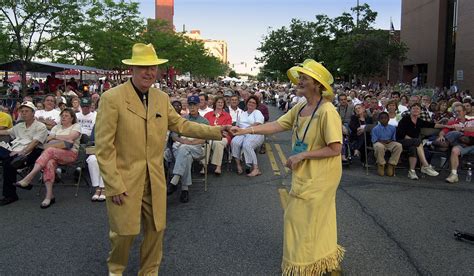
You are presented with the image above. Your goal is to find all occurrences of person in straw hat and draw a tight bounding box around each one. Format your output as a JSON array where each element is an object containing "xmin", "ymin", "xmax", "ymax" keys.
[
  {"xmin": 95, "ymin": 43, "xmax": 231, "ymax": 275},
  {"xmin": 231, "ymin": 59, "xmax": 344, "ymax": 275}
]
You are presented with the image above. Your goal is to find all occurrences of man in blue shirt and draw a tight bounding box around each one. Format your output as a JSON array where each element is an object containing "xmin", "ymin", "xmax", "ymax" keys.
[{"xmin": 371, "ymin": 112, "xmax": 402, "ymax": 176}]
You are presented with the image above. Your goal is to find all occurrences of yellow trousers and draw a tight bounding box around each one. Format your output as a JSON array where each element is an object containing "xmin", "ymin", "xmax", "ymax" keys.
[{"xmin": 107, "ymin": 179, "xmax": 164, "ymax": 276}]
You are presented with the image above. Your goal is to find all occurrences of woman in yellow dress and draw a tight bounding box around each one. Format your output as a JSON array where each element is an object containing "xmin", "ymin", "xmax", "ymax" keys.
[{"xmin": 231, "ymin": 59, "xmax": 344, "ymax": 275}]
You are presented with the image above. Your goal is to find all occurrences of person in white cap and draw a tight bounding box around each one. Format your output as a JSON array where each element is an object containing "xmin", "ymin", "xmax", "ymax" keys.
[{"xmin": 0, "ymin": 101, "xmax": 48, "ymax": 206}]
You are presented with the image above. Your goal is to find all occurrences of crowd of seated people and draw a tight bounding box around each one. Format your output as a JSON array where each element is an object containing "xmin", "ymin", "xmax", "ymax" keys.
[
  {"xmin": 0, "ymin": 72, "xmax": 106, "ymax": 207},
  {"xmin": 164, "ymin": 86, "xmax": 273, "ymax": 203},
  {"xmin": 334, "ymin": 84, "xmax": 472, "ymax": 182},
  {"xmin": 2, "ymin": 74, "xmax": 473, "ymax": 210},
  {"xmin": 0, "ymin": 75, "xmax": 280, "ymax": 207}
]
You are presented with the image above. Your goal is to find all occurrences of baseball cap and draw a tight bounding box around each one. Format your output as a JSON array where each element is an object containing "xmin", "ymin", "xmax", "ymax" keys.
[
  {"xmin": 80, "ymin": 97, "xmax": 92, "ymax": 107},
  {"xmin": 224, "ymin": 91, "xmax": 233, "ymax": 97},
  {"xmin": 187, "ymin": 95, "xmax": 200, "ymax": 105},
  {"xmin": 20, "ymin": 101, "xmax": 36, "ymax": 112}
]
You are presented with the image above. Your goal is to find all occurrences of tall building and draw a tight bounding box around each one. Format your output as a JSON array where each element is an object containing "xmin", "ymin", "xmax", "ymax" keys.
[
  {"xmin": 184, "ymin": 30, "xmax": 228, "ymax": 64},
  {"xmin": 401, "ymin": 0, "xmax": 473, "ymax": 91},
  {"xmin": 155, "ymin": 0, "xmax": 174, "ymax": 29}
]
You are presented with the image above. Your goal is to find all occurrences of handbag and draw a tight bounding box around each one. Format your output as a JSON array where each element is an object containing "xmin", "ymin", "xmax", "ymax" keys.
[{"xmin": 44, "ymin": 140, "xmax": 73, "ymax": 150}]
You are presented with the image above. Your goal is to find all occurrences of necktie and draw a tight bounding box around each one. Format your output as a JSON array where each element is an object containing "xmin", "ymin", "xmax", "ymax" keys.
[{"xmin": 143, "ymin": 93, "xmax": 147, "ymax": 111}]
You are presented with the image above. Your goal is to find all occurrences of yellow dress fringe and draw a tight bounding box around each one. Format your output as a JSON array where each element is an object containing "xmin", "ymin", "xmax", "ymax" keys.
[
  {"xmin": 276, "ymin": 103, "xmax": 345, "ymax": 276},
  {"xmin": 282, "ymin": 245, "xmax": 345, "ymax": 276}
]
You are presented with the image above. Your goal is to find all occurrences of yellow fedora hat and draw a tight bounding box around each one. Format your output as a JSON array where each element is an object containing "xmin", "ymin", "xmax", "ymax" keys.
[
  {"xmin": 287, "ymin": 59, "xmax": 334, "ymax": 97},
  {"xmin": 122, "ymin": 43, "xmax": 168, "ymax": 66}
]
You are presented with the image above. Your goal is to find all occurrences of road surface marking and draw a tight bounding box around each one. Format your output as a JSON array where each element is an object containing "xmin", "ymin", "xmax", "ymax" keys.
[
  {"xmin": 274, "ymin": 144, "xmax": 290, "ymax": 173},
  {"xmin": 265, "ymin": 143, "xmax": 281, "ymax": 176}
]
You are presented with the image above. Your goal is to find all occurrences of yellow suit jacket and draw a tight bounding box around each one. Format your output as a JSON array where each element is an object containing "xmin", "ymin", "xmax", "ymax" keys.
[{"xmin": 96, "ymin": 80, "xmax": 222, "ymax": 235}]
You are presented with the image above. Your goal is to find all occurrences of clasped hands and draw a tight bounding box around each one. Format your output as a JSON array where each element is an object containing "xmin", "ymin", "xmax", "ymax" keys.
[
  {"xmin": 221, "ymin": 125, "xmax": 304, "ymax": 170},
  {"xmin": 220, "ymin": 125, "xmax": 249, "ymax": 136}
]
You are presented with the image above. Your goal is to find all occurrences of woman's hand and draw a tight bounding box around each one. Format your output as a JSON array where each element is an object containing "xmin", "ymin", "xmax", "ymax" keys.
[
  {"xmin": 230, "ymin": 126, "xmax": 248, "ymax": 136},
  {"xmin": 286, "ymin": 153, "xmax": 305, "ymax": 170},
  {"xmin": 46, "ymin": 135, "xmax": 56, "ymax": 142}
]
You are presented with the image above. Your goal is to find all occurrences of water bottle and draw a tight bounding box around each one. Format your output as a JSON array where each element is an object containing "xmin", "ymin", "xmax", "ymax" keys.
[{"xmin": 466, "ymin": 163, "xmax": 472, "ymax": 182}]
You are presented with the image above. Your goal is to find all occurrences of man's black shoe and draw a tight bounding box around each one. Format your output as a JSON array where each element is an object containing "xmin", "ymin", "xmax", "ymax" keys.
[
  {"xmin": 179, "ymin": 190, "xmax": 189, "ymax": 203},
  {"xmin": 167, "ymin": 183, "xmax": 178, "ymax": 196},
  {"xmin": 0, "ymin": 197, "xmax": 18, "ymax": 206}
]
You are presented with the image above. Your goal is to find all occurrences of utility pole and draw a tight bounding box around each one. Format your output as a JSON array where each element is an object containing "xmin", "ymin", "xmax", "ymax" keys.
[
  {"xmin": 356, "ymin": 0, "xmax": 360, "ymax": 28},
  {"xmin": 387, "ymin": 17, "xmax": 393, "ymax": 82}
]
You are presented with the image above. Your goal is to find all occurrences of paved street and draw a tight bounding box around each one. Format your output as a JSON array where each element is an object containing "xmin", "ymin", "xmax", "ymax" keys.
[{"xmin": 1, "ymin": 105, "xmax": 474, "ymax": 275}]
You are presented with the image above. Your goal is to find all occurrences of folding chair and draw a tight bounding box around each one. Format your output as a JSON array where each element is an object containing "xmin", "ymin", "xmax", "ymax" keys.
[
  {"xmin": 36, "ymin": 143, "xmax": 89, "ymax": 197},
  {"xmin": 224, "ymin": 144, "xmax": 233, "ymax": 172},
  {"xmin": 363, "ymin": 124, "xmax": 376, "ymax": 175},
  {"xmin": 192, "ymin": 141, "xmax": 209, "ymax": 191}
]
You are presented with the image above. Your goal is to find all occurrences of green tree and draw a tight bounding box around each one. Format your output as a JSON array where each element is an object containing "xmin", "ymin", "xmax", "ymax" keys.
[
  {"xmin": 144, "ymin": 20, "xmax": 228, "ymax": 80},
  {"xmin": 0, "ymin": 14, "xmax": 15, "ymax": 64},
  {"xmin": 0, "ymin": 0, "xmax": 83, "ymax": 94},
  {"xmin": 228, "ymin": 70, "xmax": 238, "ymax": 78},
  {"xmin": 87, "ymin": 0, "xmax": 145, "ymax": 71},
  {"xmin": 40, "ymin": 23, "xmax": 95, "ymax": 65},
  {"xmin": 256, "ymin": 19, "xmax": 316, "ymax": 81},
  {"xmin": 144, "ymin": 19, "xmax": 190, "ymax": 74},
  {"xmin": 257, "ymin": 3, "xmax": 407, "ymax": 82},
  {"xmin": 335, "ymin": 30, "xmax": 407, "ymax": 79}
]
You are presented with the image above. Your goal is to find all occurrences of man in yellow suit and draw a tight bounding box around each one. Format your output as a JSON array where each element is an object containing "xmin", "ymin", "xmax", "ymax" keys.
[{"xmin": 96, "ymin": 43, "xmax": 228, "ymax": 275}]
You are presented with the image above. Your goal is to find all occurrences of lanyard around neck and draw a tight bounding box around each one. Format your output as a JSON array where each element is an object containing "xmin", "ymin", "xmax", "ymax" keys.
[{"xmin": 295, "ymin": 99, "xmax": 322, "ymax": 143}]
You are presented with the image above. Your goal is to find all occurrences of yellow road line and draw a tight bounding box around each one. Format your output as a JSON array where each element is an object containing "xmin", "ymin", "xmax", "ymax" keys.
[
  {"xmin": 265, "ymin": 143, "xmax": 281, "ymax": 176},
  {"xmin": 274, "ymin": 144, "xmax": 290, "ymax": 173}
]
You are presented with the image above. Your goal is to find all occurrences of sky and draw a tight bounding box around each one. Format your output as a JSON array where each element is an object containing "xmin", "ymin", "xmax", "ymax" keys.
[{"xmin": 138, "ymin": 0, "xmax": 401, "ymax": 74}]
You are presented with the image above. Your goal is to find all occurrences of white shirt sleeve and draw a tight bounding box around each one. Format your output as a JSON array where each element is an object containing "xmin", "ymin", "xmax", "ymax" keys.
[
  {"xmin": 50, "ymin": 125, "xmax": 58, "ymax": 136},
  {"xmin": 52, "ymin": 110, "xmax": 61, "ymax": 124},
  {"xmin": 254, "ymin": 110, "xmax": 265, "ymax": 124}
]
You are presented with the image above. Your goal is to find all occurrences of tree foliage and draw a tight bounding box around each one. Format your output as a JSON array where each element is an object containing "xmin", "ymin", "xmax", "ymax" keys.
[
  {"xmin": 86, "ymin": 0, "xmax": 145, "ymax": 70},
  {"xmin": 257, "ymin": 3, "xmax": 407, "ymax": 82},
  {"xmin": 41, "ymin": 0, "xmax": 144, "ymax": 70},
  {"xmin": 0, "ymin": 0, "xmax": 227, "ymax": 91},
  {"xmin": 0, "ymin": 0, "xmax": 83, "ymax": 92},
  {"xmin": 144, "ymin": 20, "xmax": 228, "ymax": 80}
]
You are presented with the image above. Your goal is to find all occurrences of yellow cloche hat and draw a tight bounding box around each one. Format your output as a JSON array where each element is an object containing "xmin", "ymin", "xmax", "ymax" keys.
[
  {"xmin": 122, "ymin": 43, "xmax": 168, "ymax": 66},
  {"xmin": 287, "ymin": 59, "xmax": 334, "ymax": 97}
]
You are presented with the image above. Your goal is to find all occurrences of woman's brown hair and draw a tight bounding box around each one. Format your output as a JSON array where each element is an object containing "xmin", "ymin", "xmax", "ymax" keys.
[
  {"xmin": 212, "ymin": 96, "xmax": 227, "ymax": 110},
  {"xmin": 60, "ymin": 108, "xmax": 77, "ymax": 124},
  {"xmin": 245, "ymin": 95, "xmax": 260, "ymax": 107}
]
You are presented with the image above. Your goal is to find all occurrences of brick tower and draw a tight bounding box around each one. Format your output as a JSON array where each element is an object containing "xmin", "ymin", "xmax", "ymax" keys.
[{"xmin": 155, "ymin": 0, "xmax": 174, "ymax": 29}]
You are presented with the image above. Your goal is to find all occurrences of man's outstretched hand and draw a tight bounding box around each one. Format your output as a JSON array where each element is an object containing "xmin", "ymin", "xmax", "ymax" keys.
[{"xmin": 220, "ymin": 125, "xmax": 233, "ymax": 137}]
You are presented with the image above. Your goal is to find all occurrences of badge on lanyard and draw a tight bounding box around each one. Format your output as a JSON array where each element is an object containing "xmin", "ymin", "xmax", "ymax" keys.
[
  {"xmin": 292, "ymin": 139, "xmax": 308, "ymax": 155},
  {"xmin": 291, "ymin": 100, "xmax": 322, "ymax": 155}
]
